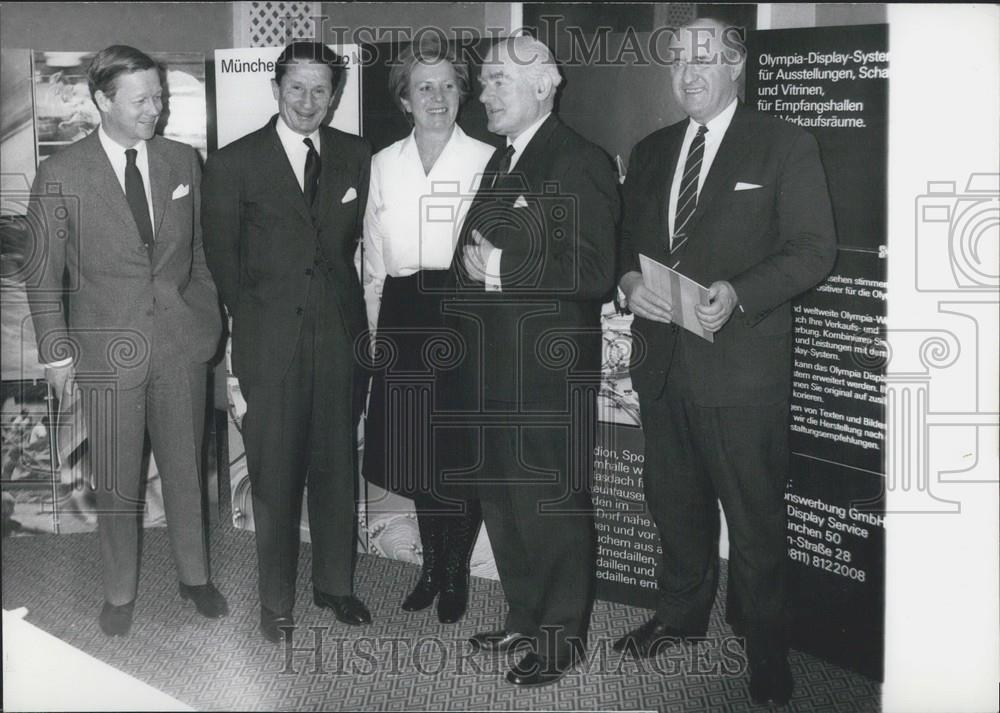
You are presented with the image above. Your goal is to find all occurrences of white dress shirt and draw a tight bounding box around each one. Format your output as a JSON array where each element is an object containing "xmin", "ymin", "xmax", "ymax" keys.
[
  {"xmin": 274, "ymin": 115, "xmax": 320, "ymax": 192},
  {"xmin": 484, "ymin": 111, "xmax": 553, "ymax": 290},
  {"xmin": 616, "ymin": 98, "xmax": 740, "ymax": 312},
  {"xmin": 362, "ymin": 124, "xmax": 494, "ymax": 332},
  {"xmin": 667, "ymin": 97, "xmax": 738, "ymax": 242},
  {"xmin": 97, "ymin": 125, "xmax": 155, "ymax": 228}
]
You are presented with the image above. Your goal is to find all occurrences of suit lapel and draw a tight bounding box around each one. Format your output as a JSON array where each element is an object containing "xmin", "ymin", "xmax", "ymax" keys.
[
  {"xmin": 78, "ymin": 131, "xmax": 144, "ymax": 246},
  {"xmin": 267, "ymin": 121, "xmax": 313, "ymax": 225},
  {"xmin": 470, "ymin": 144, "xmax": 507, "ymax": 205},
  {"xmin": 451, "ymin": 142, "xmax": 509, "ymax": 288},
  {"xmin": 686, "ymin": 105, "xmax": 754, "ymax": 234},
  {"xmin": 502, "ymin": 114, "xmax": 560, "ymax": 191},
  {"xmin": 314, "ymin": 127, "xmax": 352, "ymax": 227},
  {"xmin": 453, "ymin": 118, "xmax": 560, "ymax": 288},
  {"xmin": 147, "ymin": 138, "xmax": 174, "ymax": 239},
  {"xmin": 657, "ymin": 127, "xmax": 685, "ymax": 245}
]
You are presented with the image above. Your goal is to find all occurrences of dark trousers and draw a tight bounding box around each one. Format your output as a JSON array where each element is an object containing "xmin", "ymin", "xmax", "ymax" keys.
[
  {"xmin": 639, "ymin": 365, "xmax": 789, "ymax": 644},
  {"xmin": 85, "ymin": 357, "xmax": 210, "ymax": 605},
  {"xmin": 477, "ymin": 399, "xmax": 595, "ymax": 661},
  {"xmin": 242, "ymin": 275, "xmax": 359, "ymax": 614}
]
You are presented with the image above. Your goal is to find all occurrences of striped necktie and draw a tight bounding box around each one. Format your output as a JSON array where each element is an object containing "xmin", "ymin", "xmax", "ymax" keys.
[{"xmin": 670, "ymin": 124, "xmax": 708, "ymax": 265}]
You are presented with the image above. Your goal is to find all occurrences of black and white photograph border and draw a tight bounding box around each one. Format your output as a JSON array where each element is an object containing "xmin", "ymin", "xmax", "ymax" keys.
[{"xmin": 0, "ymin": 3, "xmax": 996, "ymax": 713}]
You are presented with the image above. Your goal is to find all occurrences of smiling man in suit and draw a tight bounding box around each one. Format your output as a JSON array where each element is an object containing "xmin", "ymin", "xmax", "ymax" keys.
[
  {"xmin": 447, "ymin": 35, "xmax": 619, "ymax": 686},
  {"xmin": 202, "ymin": 42, "xmax": 371, "ymax": 643},
  {"xmin": 26, "ymin": 45, "xmax": 227, "ymax": 636},
  {"xmin": 612, "ymin": 19, "xmax": 837, "ymax": 705}
]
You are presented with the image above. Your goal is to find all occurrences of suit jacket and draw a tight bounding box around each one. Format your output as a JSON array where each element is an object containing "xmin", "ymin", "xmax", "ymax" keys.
[
  {"xmin": 620, "ymin": 105, "xmax": 837, "ymax": 406},
  {"xmin": 202, "ymin": 116, "xmax": 370, "ymax": 386},
  {"xmin": 445, "ymin": 115, "xmax": 620, "ymax": 410},
  {"xmin": 27, "ymin": 131, "xmax": 221, "ymax": 390}
]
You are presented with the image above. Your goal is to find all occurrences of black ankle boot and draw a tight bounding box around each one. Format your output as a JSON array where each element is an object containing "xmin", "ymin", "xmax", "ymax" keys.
[
  {"xmin": 437, "ymin": 500, "xmax": 482, "ymax": 624},
  {"xmin": 402, "ymin": 508, "xmax": 442, "ymax": 611}
]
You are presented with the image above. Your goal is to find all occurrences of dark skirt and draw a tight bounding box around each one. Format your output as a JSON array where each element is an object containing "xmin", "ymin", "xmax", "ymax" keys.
[{"xmin": 361, "ymin": 270, "xmax": 473, "ymax": 503}]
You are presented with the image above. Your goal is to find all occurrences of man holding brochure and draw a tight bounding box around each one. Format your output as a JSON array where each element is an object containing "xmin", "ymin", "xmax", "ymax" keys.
[{"xmin": 613, "ymin": 18, "xmax": 837, "ymax": 705}]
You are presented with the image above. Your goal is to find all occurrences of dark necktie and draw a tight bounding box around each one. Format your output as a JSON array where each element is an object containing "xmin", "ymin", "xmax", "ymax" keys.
[
  {"xmin": 303, "ymin": 137, "xmax": 320, "ymax": 207},
  {"xmin": 124, "ymin": 148, "xmax": 154, "ymax": 252},
  {"xmin": 670, "ymin": 124, "xmax": 708, "ymax": 263},
  {"xmin": 460, "ymin": 144, "xmax": 516, "ymax": 279},
  {"xmin": 489, "ymin": 144, "xmax": 516, "ymax": 188}
]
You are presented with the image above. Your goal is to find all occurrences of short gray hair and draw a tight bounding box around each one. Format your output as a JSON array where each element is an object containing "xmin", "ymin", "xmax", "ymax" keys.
[{"xmin": 494, "ymin": 35, "xmax": 562, "ymax": 89}]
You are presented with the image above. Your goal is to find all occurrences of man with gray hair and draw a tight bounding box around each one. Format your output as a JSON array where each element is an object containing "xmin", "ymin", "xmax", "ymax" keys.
[{"xmin": 443, "ymin": 35, "xmax": 619, "ymax": 686}]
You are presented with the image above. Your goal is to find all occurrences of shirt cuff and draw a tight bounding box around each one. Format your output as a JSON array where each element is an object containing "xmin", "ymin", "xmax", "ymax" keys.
[
  {"xmin": 44, "ymin": 358, "xmax": 73, "ymax": 369},
  {"xmin": 485, "ymin": 248, "xmax": 503, "ymax": 292},
  {"xmin": 615, "ymin": 286, "xmax": 631, "ymax": 315}
]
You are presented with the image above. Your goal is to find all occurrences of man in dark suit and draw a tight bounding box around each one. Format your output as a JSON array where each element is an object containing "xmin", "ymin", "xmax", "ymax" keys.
[
  {"xmin": 446, "ymin": 35, "xmax": 619, "ymax": 686},
  {"xmin": 26, "ymin": 45, "xmax": 227, "ymax": 636},
  {"xmin": 202, "ymin": 42, "xmax": 371, "ymax": 643},
  {"xmin": 612, "ymin": 19, "xmax": 837, "ymax": 705}
]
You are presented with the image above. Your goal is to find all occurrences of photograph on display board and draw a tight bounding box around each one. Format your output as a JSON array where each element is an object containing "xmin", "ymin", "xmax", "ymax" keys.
[
  {"xmin": 0, "ymin": 380, "xmax": 93, "ymax": 536},
  {"xmin": 2, "ymin": 49, "xmax": 45, "ymax": 382},
  {"xmin": 598, "ymin": 302, "xmax": 641, "ymax": 426},
  {"xmin": 1, "ymin": 49, "xmax": 37, "ymax": 191},
  {"xmin": 32, "ymin": 50, "xmax": 207, "ymax": 161}
]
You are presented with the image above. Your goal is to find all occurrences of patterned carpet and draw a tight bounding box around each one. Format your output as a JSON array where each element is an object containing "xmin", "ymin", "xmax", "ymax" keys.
[{"xmin": 2, "ymin": 521, "xmax": 881, "ymax": 711}]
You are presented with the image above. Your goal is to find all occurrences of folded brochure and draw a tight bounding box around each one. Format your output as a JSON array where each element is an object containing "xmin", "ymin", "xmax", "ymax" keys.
[{"xmin": 638, "ymin": 254, "xmax": 714, "ymax": 342}]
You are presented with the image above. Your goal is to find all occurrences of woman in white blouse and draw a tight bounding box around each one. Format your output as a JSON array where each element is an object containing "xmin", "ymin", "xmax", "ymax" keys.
[{"xmin": 361, "ymin": 37, "xmax": 494, "ymax": 624}]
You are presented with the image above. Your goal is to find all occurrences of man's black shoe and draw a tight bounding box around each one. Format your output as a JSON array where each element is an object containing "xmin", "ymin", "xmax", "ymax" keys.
[
  {"xmin": 468, "ymin": 629, "xmax": 532, "ymax": 653},
  {"xmin": 612, "ymin": 617, "xmax": 699, "ymax": 657},
  {"xmin": 259, "ymin": 606, "xmax": 294, "ymax": 644},
  {"xmin": 313, "ymin": 589, "xmax": 372, "ymax": 625},
  {"xmin": 505, "ymin": 650, "xmax": 584, "ymax": 687},
  {"xmin": 179, "ymin": 581, "xmax": 229, "ymax": 618},
  {"xmin": 98, "ymin": 600, "xmax": 135, "ymax": 636}
]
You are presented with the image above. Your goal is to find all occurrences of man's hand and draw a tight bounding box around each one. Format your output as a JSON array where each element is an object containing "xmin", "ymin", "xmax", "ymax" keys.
[
  {"xmin": 695, "ymin": 280, "xmax": 739, "ymax": 333},
  {"xmin": 620, "ymin": 271, "xmax": 673, "ymax": 323},
  {"xmin": 44, "ymin": 363, "xmax": 76, "ymax": 407},
  {"xmin": 462, "ymin": 229, "xmax": 496, "ymax": 284}
]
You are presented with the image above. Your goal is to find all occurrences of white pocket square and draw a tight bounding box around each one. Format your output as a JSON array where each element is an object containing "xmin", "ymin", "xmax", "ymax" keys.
[
  {"xmin": 341, "ymin": 187, "xmax": 357, "ymax": 203},
  {"xmin": 734, "ymin": 182, "xmax": 762, "ymax": 191},
  {"xmin": 171, "ymin": 184, "xmax": 190, "ymax": 199},
  {"xmin": 513, "ymin": 195, "xmax": 528, "ymax": 208}
]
